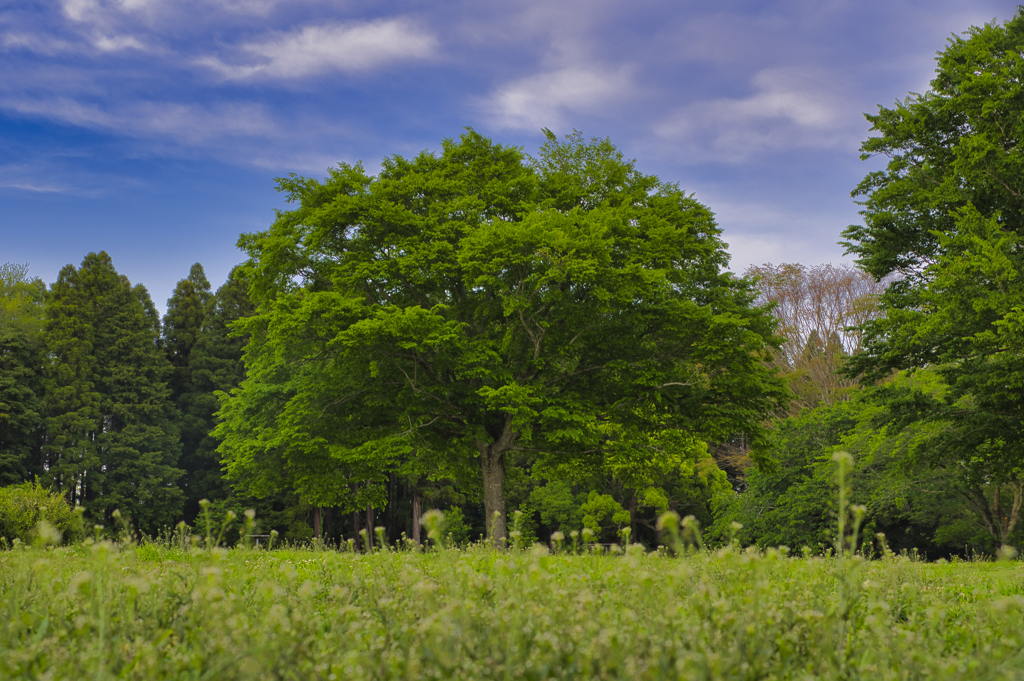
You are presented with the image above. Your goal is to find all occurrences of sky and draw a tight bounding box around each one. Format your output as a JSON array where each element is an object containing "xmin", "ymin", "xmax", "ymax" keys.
[{"xmin": 1, "ymin": 0, "xmax": 1018, "ymax": 313}]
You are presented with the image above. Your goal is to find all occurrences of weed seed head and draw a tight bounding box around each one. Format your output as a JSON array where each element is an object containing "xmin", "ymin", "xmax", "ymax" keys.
[{"xmin": 656, "ymin": 512, "xmax": 680, "ymax": 532}]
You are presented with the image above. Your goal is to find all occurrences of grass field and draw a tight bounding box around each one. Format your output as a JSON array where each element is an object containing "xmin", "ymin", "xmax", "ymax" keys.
[{"xmin": 3, "ymin": 534, "xmax": 1024, "ymax": 681}]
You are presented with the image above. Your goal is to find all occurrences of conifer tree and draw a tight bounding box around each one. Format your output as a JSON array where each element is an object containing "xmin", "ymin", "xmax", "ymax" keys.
[
  {"xmin": 43, "ymin": 252, "xmax": 183, "ymax": 533},
  {"xmin": 163, "ymin": 264, "xmax": 216, "ymax": 520},
  {"xmin": 0, "ymin": 334, "xmax": 45, "ymax": 484},
  {"xmin": 164, "ymin": 263, "xmax": 213, "ymax": 401},
  {"xmin": 175, "ymin": 267, "xmax": 254, "ymax": 521}
]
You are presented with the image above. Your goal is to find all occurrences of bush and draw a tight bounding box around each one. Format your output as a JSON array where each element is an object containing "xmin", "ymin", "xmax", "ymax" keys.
[{"xmin": 0, "ymin": 481, "xmax": 81, "ymax": 546}]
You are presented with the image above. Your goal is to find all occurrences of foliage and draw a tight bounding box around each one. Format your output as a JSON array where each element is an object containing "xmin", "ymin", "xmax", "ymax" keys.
[
  {"xmin": 529, "ymin": 479, "xmax": 583, "ymax": 533},
  {"xmin": 842, "ymin": 10, "xmax": 1024, "ymax": 546},
  {"xmin": 0, "ymin": 263, "xmax": 46, "ymax": 338},
  {"xmin": 722, "ymin": 378, "xmax": 1002, "ymax": 556},
  {"xmin": 721, "ymin": 401, "xmax": 863, "ymax": 551},
  {"xmin": 442, "ymin": 506, "xmax": 472, "ymax": 546},
  {"xmin": 0, "ymin": 482, "xmax": 81, "ymax": 545},
  {"xmin": 203, "ymin": 492, "xmax": 316, "ymax": 545},
  {"xmin": 42, "ymin": 252, "xmax": 183, "ymax": 535},
  {"xmin": 578, "ymin": 490, "xmax": 630, "ymax": 537},
  {"xmin": 0, "ymin": 332, "xmax": 45, "ymax": 485},
  {"xmin": 0, "ymin": 263, "xmax": 47, "ymax": 486},
  {"xmin": 220, "ymin": 129, "xmax": 787, "ymax": 543}
]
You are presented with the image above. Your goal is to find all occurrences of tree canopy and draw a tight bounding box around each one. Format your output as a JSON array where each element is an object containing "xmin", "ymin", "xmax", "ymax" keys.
[
  {"xmin": 217, "ymin": 130, "xmax": 787, "ymax": 542},
  {"xmin": 842, "ymin": 10, "xmax": 1024, "ymax": 546}
]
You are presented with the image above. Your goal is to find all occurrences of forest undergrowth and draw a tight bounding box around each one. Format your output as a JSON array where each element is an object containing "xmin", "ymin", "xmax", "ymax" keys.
[{"xmin": 3, "ymin": 526, "xmax": 1024, "ymax": 680}]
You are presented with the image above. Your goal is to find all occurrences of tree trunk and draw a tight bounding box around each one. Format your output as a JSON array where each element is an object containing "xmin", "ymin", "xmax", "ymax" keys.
[
  {"xmin": 476, "ymin": 416, "xmax": 517, "ymax": 547},
  {"xmin": 351, "ymin": 482, "xmax": 360, "ymax": 546},
  {"xmin": 324, "ymin": 507, "xmax": 333, "ymax": 541},
  {"xmin": 629, "ymin": 493, "xmax": 638, "ymax": 540},
  {"xmin": 313, "ymin": 506, "xmax": 321, "ymax": 540},
  {"xmin": 962, "ymin": 481, "xmax": 1024, "ymax": 548},
  {"xmin": 1000, "ymin": 482, "xmax": 1023, "ymax": 547},
  {"xmin": 387, "ymin": 472, "xmax": 396, "ymax": 542},
  {"xmin": 480, "ymin": 447, "xmax": 507, "ymax": 546},
  {"xmin": 412, "ymin": 489, "xmax": 421, "ymax": 545},
  {"xmin": 366, "ymin": 505, "xmax": 374, "ymax": 548}
]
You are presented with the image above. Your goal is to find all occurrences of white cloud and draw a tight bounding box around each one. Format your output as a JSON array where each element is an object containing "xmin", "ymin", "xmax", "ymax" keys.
[
  {"xmin": 1, "ymin": 28, "xmax": 146, "ymax": 57},
  {"xmin": 57, "ymin": 0, "xmax": 288, "ymax": 42},
  {"xmin": 198, "ymin": 18, "xmax": 437, "ymax": 80},
  {"xmin": 93, "ymin": 34, "xmax": 147, "ymax": 51},
  {"xmin": 0, "ymin": 160, "xmax": 110, "ymax": 196},
  {"xmin": 0, "ymin": 181, "xmax": 69, "ymax": 193},
  {"xmin": 61, "ymin": 0, "xmax": 103, "ymax": 24},
  {"xmin": 700, "ymin": 195, "xmax": 853, "ymax": 272},
  {"xmin": 0, "ymin": 97, "xmax": 278, "ymax": 144},
  {"xmin": 204, "ymin": 0, "xmax": 282, "ymax": 15},
  {"xmin": 2, "ymin": 32, "xmax": 82, "ymax": 56},
  {"xmin": 655, "ymin": 67, "xmax": 859, "ymax": 163},
  {"xmin": 16, "ymin": 1, "xmax": 152, "ymax": 54},
  {"xmin": 479, "ymin": 66, "xmax": 635, "ymax": 131}
]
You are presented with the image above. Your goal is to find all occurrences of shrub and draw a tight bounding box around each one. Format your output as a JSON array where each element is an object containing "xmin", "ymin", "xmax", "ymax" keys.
[{"xmin": 0, "ymin": 481, "xmax": 81, "ymax": 545}]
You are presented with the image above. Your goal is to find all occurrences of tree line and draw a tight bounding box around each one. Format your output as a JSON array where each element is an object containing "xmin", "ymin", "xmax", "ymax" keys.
[
  {"xmin": 1, "ymin": 131, "xmax": 789, "ymax": 547},
  {"xmin": 5, "ymin": 10, "xmax": 1024, "ymax": 553}
]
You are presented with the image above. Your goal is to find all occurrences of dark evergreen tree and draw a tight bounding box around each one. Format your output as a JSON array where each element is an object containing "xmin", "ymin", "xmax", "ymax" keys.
[
  {"xmin": 163, "ymin": 264, "xmax": 215, "ymax": 521},
  {"xmin": 175, "ymin": 266, "xmax": 254, "ymax": 522},
  {"xmin": 43, "ymin": 252, "xmax": 183, "ymax": 534},
  {"xmin": 164, "ymin": 263, "xmax": 213, "ymax": 400},
  {"xmin": 0, "ymin": 334, "xmax": 45, "ymax": 484}
]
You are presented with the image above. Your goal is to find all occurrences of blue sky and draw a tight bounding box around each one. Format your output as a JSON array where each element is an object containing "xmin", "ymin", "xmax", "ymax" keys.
[{"xmin": 1, "ymin": 0, "xmax": 1017, "ymax": 312}]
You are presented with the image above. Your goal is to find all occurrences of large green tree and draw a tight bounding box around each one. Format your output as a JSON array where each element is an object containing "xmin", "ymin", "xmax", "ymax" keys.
[
  {"xmin": 0, "ymin": 263, "xmax": 47, "ymax": 484},
  {"xmin": 218, "ymin": 130, "xmax": 787, "ymax": 542},
  {"xmin": 843, "ymin": 11, "xmax": 1024, "ymax": 546},
  {"xmin": 44, "ymin": 252, "xmax": 183, "ymax": 533}
]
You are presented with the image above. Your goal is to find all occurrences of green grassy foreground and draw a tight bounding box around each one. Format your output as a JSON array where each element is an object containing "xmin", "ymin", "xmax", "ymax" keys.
[{"xmin": 3, "ymin": 541, "xmax": 1024, "ymax": 680}]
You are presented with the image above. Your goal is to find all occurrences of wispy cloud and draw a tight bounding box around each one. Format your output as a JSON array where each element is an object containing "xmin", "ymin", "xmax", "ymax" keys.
[
  {"xmin": 479, "ymin": 66, "xmax": 635, "ymax": 131},
  {"xmin": 0, "ymin": 159, "xmax": 114, "ymax": 197},
  {"xmin": 198, "ymin": 18, "xmax": 438, "ymax": 80},
  {"xmin": 0, "ymin": 181, "xmax": 69, "ymax": 193},
  {"xmin": 0, "ymin": 97, "xmax": 278, "ymax": 144},
  {"xmin": 2, "ymin": 32, "xmax": 83, "ymax": 56},
  {"xmin": 60, "ymin": 0, "xmax": 284, "ymax": 24},
  {"xmin": 2, "ymin": 29, "xmax": 146, "ymax": 57},
  {"xmin": 655, "ymin": 67, "xmax": 858, "ymax": 163},
  {"xmin": 93, "ymin": 33, "xmax": 147, "ymax": 51}
]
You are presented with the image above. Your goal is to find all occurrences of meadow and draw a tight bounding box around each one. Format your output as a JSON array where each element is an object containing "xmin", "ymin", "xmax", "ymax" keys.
[{"xmin": 3, "ymin": 531, "xmax": 1024, "ymax": 681}]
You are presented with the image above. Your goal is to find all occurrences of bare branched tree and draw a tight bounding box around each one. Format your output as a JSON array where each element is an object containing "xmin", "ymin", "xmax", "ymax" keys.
[{"xmin": 745, "ymin": 263, "xmax": 886, "ymax": 412}]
